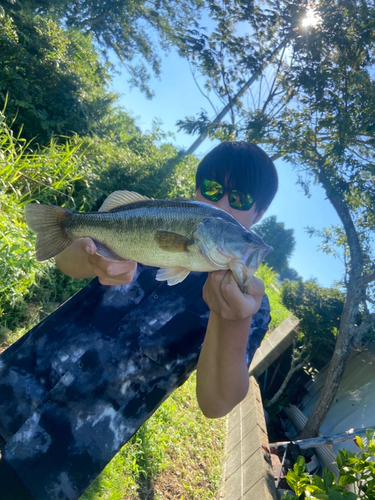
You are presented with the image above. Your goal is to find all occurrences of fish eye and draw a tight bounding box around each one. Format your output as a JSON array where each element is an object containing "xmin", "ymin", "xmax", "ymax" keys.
[{"xmin": 243, "ymin": 232, "xmax": 254, "ymax": 243}]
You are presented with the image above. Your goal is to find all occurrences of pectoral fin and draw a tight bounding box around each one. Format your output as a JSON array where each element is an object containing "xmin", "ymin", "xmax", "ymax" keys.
[
  {"xmin": 155, "ymin": 231, "xmax": 194, "ymax": 252},
  {"xmin": 155, "ymin": 267, "xmax": 191, "ymax": 285}
]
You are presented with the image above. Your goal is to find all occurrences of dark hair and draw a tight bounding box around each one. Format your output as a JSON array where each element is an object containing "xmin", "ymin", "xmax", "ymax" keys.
[{"xmin": 195, "ymin": 141, "xmax": 278, "ymax": 213}]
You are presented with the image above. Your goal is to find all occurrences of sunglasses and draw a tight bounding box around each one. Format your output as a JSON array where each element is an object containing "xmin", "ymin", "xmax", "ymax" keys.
[{"xmin": 200, "ymin": 179, "xmax": 255, "ymax": 211}]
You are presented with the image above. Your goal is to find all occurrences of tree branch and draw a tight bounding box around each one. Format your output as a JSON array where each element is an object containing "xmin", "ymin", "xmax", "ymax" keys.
[
  {"xmin": 358, "ymin": 271, "xmax": 375, "ymax": 286},
  {"xmin": 183, "ymin": 37, "xmax": 289, "ymax": 156},
  {"xmin": 353, "ymin": 312, "xmax": 375, "ymax": 344},
  {"xmin": 271, "ymin": 427, "xmax": 370, "ymax": 450},
  {"xmin": 79, "ymin": 13, "xmax": 107, "ymax": 29}
]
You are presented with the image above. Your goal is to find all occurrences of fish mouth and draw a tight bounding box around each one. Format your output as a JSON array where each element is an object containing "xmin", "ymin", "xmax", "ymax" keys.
[
  {"xmin": 245, "ymin": 243, "xmax": 273, "ymax": 270},
  {"xmin": 239, "ymin": 243, "xmax": 274, "ymax": 290}
]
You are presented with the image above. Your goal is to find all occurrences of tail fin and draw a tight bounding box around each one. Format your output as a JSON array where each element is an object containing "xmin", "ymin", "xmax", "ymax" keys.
[{"xmin": 24, "ymin": 204, "xmax": 74, "ymax": 261}]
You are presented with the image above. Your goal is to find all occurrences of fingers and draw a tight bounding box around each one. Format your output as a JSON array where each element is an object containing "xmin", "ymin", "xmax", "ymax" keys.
[
  {"xmin": 81, "ymin": 238, "xmax": 137, "ymax": 286},
  {"xmin": 245, "ymin": 276, "xmax": 265, "ymax": 299},
  {"xmin": 203, "ymin": 271, "xmax": 265, "ymax": 321}
]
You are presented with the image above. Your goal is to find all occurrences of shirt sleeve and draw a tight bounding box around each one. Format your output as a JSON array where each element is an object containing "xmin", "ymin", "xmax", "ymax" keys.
[{"xmin": 246, "ymin": 293, "xmax": 271, "ymax": 367}]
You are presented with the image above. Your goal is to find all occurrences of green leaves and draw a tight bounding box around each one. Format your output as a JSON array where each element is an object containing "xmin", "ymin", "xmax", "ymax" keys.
[
  {"xmin": 253, "ymin": 215, "xmax": 296, "ymax": 275},
  {"xmin": 254, "ymin": 264, "xmax": 290, "ymax": 329},
  {"xmin": 0, "ymin": 10, "xmax": 116, "ymax": 145},
  {"xmin": 280, "ymin": 279, "xmax": 343, "ymax": 370},
  {"xmin": 3, "ymin": 0, "xmax": 205, "ymax": 101},
  {"xmin": 285, "ymin": 456, "xmax": 312, "ymax": 497},
  {"xmin": 285, "ymin": 432, "xmax": 375, "ymax": 499}
]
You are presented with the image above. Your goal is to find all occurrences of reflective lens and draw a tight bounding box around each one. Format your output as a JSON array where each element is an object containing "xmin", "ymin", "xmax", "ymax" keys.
[
  {"xmin": 201, "ymin": 179, "xmax": 254, "ymax": 211},
  {"xmin": 229, "ymin": 190, "xmax": 254, "ymax": 210},
  {"xmin": 201, "ymin": 179, "xmax": 224, "ymax": 201}
]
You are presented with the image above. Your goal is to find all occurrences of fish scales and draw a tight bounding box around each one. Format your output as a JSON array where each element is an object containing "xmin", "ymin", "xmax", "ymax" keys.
[
  {"xmin": 24, "ymin": 190, "xmax": 273, "ymax": 289},
  {"xmin": 62, "ymin": 202, "xmax": 217, "ymax": 271}
]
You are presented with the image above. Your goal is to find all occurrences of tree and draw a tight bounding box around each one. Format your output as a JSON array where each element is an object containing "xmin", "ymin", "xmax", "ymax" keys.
[
  {"xmin": 177, "ymin": 0, "xmax": 307, "ymax": 150},
  {"xmin": 279, "ymin": 267, "xmax": 301, "ymax": 282},
  {"xmin": 0, "ymin": 0, "xmax": 208, "ymax": 143},
  {"xmin": 0, "ymin": 8, "xmax": 117, "ymax": 144},
  {"xmin": 254, "ymin": 216, "xmax": 295, "ymax": 275},
  {"xmin": 178, "ymin": 0, "xmax": 375, "ymax": 437},
  {"xmin": 263, "ymin": 0, "xmax": 375, "ymax": 438},
  {"xmin": 266, "ymin": 280, "xmax": 343, "ymax": 408},
  {"xmin": 3, "ymin": 0, "xmax": 205, "ymax": 99}
]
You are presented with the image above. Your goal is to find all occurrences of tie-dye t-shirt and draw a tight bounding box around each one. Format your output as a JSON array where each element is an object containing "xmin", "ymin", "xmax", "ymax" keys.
[{"xmin": 0, "ymin": 265, "xmax": 271, "ymax": 500}]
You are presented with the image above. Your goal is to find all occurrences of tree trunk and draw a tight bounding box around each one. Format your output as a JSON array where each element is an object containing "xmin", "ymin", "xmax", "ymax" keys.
[
  {"xmin": 298, "ymin": 281, "xmax": 365, "ymax": 439},
  {"xmin": 298, "ymin": 332, "xmax": 352, "ymax": 438}
]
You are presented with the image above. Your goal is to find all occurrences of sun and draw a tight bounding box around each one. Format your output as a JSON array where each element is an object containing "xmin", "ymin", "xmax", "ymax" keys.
[{"xmin": 302, "ymin": 8, "xmax": 321, "ymax": 28}]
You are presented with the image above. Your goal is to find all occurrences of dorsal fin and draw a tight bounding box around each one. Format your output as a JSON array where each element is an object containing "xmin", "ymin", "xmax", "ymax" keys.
[{"xmin": 98, "ymin": 190, "xmax": 151, "ymax": 212}]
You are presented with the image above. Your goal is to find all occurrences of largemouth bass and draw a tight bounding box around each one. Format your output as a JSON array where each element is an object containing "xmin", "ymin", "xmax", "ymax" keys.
[{"xmin": 25, "ymin": 190, "xmax": 273, "ymax": 291}]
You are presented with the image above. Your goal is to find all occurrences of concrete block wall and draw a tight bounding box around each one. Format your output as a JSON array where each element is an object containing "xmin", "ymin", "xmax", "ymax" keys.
[
  {"xmin": 220, "ymin": 377, "xmax": 277, "ymax": 500},
  {"xmin": 249, "ymin": 316, "xmax": 299, "ymax": 378}
]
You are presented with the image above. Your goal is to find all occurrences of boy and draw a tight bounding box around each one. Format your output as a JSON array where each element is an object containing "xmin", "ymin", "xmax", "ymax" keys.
[{"xmin": 0, "ymin": 141, "xmax": 278, "ymax": 499}]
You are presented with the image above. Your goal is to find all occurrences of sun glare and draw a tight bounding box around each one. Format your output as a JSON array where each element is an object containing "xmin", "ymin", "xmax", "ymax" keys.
[{"xmin": 302, "ymin": 8, "xmax": 320, "ymax": 28}]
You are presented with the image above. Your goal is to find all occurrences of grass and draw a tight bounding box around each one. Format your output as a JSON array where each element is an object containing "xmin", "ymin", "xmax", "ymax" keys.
[
  {"xmin": 80, "ymin": 372, "xmax": 227, "ymax": 500},
  {"xmin": 255, "ymin": 264, "xmax": 291, "ymax": 330}
]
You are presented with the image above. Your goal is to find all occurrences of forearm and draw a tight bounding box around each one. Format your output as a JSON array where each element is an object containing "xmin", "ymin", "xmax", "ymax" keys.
[
  {"xmin": 196, "ymin": 311, "xmax": 251, "ymax": 418},
  {"xmin": 55, "ymin": 239, "xmax": 95, "ymax": 279}
]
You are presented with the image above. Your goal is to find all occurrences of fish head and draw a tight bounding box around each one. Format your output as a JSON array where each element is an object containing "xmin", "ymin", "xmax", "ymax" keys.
[{"xmin": 195, "ymin": 216, "xmax": 273, "ymax": 292}]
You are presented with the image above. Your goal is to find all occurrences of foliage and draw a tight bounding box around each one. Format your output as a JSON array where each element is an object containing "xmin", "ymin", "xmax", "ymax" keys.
[
  {"xmin": 281, "ymin": 280, "xmax": 344, "ymax": 348},
  {"xmin": 255, "ymin": 264, "xmax": 290, "ymax": 330},
  {"xmin": 79, "ymin": 372, "xmax": 226, "ymax": 500},
  {"xmin": 3, "ymin": 0, "xmax": 205, "ymax": 100},
  {"xmin": 176, "ymin": 0, "xmax": 306, "ymax": 142},
  {"xmin": 254, "ymin": 215, "xmax": 296, "ymax": 275},
  {"xmin": 177, "ymin": 0, "xmax": 375, "ymax": 438},
  {"xmin": 264, "ymin": 280, "xmax": 346, "ymax": 408},
  {"xmin": 0, "ymin": 107, "xmax": 97, "ymax": 331},
  {"xmin": 282, "ymin": 429, "xmax": 375, "ymax": 500},
  {"xmin": 84, "ymin": 121, "xmax": 198, "ymax": 208},
  {"xmin": 0, "ymin": 7, "xmax": 117, "ymax": 145},
  {"xmin": 0, "ymin": 107, "xmax": 197, "ymax": 337}
]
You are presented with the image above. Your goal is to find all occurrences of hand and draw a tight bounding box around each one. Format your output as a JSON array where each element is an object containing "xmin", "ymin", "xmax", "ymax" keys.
[
  {"xmin": 202, "ymin": 270, "xmax": 265, "ymax": 321},
  {"xmin": 83, "ymin": 237, "xmax": 137, "ymax": 286}
]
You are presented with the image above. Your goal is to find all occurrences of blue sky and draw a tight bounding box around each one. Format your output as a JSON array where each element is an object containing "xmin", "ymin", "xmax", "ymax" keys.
[{"xmin": 109, "ymin": 47, "xmax": 345, "ymax": 288}]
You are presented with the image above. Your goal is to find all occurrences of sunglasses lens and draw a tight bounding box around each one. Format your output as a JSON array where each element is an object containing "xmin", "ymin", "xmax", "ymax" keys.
[
  {"xmin": 229, "ymin": 191, "xmax": 254, "ymax": 211},
  {"xmin": 201, "ymin": 179, "xmax": 224, "ymax": 201}
]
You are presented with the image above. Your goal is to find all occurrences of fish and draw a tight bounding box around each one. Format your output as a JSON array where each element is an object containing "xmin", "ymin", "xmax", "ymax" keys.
[{"xmin": 24, "ymin": 190, "xmax": 273, "ymax": 291}]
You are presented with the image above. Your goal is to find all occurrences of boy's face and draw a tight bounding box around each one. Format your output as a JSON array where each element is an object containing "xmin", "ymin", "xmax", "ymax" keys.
[{"xmin": 195, "ymin": 190, "xmax": 265, "ymax": 228}]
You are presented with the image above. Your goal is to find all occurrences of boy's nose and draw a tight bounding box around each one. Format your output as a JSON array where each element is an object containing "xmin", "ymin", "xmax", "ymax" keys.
[{"xmin": 214, "ymin": 194, "xmax": 231, "ymax": 212}]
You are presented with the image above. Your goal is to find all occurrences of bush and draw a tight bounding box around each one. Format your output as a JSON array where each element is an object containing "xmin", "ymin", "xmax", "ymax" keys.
[
  {"xmin": 0, "ymin": 110, "xmax": 95, "ymax": 331},
  {"xmin": 283, "ymin": 429, "xmax": 375, "ymax": 499}
]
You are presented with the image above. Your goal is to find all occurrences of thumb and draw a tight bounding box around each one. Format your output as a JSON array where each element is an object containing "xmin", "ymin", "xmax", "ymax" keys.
[{"xmin": 80, "ymin": 237, "xmax": 97, "ymax": 255}]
